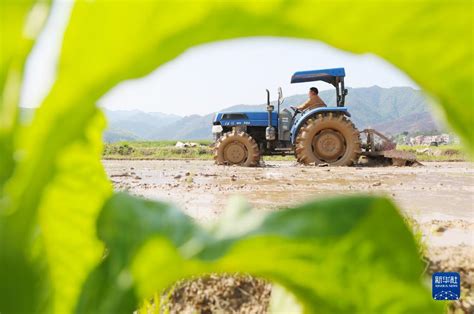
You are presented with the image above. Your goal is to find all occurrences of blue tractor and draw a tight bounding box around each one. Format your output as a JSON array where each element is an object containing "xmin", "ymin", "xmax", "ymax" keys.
[{"xmin": 212, "ymin": 68, "xmax": 414, "ymax": 166}]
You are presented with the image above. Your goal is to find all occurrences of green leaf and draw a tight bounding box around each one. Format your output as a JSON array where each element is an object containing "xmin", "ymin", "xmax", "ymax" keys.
[
  {"xmin": 1, "ymin": 3, "xmax": 111, "ymax": 313},
  {"xmin": 0, "ymin": 1, "xmax": 52, "ymax": 313},
  {"xmin": 1, "ymin": 105, "xmax": 111, "ymax": 314},
  {"xmin": 0, "ymin": 0, "xmax": 49, "ymax": 184},
  {"xmin": 77, "ymin": 193, "xmax": 441, "ymax": 313},
  {"xmin": 36, "ymin": 111, "xmax": 112, "ymax": 314},
  {"xmin": 269, "ymin": 284, "xmax": 303, "ymax": 313},
  {"xmin": 1, "ymin": 1, "xmax": 471, "ymax": 313}
]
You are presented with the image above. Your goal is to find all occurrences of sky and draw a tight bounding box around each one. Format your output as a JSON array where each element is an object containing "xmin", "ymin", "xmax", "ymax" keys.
[{"xmin": 21, "ymin": 1, "xmax": 418, "ymax": 116}]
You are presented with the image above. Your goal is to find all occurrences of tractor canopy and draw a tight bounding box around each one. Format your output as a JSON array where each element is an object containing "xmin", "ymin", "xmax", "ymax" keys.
[{"xmin": 290, "ymin": 67, "xmax": 345, "ymax": 87}]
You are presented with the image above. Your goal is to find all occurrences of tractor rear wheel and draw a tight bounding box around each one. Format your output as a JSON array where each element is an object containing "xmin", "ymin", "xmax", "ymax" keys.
[
  {"xmin": 295, "ymin": 113, "xmax": 361, "ymax": 166},
  {"xmin": 214, "ymin": 130, "xmax": 260, "ymax": 166}
]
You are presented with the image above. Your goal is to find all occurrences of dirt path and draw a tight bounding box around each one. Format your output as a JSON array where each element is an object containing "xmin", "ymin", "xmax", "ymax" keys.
[{"xmin": 104, "ymin": 160, "xmax": 474, "ymax": 311}]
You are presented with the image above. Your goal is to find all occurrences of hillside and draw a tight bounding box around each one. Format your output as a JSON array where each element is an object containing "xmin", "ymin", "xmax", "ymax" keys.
[
  {"xmin": 104, "ymin": 109, "xmax": 181, "ymax": 141},
  {"xmin": 100, "ymin": 86, "xmax": 442, "ymax": 141}
]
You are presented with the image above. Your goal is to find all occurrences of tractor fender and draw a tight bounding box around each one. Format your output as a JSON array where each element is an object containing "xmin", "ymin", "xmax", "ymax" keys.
[{"xmin": 290, "ymin": 107, "xmax": 351, "ymax": 144}]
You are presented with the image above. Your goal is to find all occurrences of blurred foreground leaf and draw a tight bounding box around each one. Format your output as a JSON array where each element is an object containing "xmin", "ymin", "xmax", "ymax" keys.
[
  {"xmin": 0, "ymin": 0, "xmax": 49, "ymax": 184},
  {"xmin": 1, "ymin": 0, "xmax": 471, "ymax": 313},
  {"xmin": 77, "ymin": 194, "xmax": 441, "ymax": 313},
  {"xmin": 0, "ymin": 1, "xmax": 51, "ymax": 313},
  {"xmin": 1, "ymin": 1, "xmax": 111, "ymax": 313},
  {"xmin": 20, "ymin": 3, "xmax": 471, "ymax": 309}
]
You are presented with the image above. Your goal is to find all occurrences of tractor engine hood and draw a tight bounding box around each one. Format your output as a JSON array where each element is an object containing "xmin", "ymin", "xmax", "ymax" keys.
[{"xmin": 214, "ymin": 112, "xmax": 278, "ymax": 127}]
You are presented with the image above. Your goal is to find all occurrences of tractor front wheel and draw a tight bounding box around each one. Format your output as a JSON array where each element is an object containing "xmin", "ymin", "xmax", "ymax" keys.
[
  {"xmin": 214, "ymin": 130, "xmax": 260, "ymax": 166},
  {"xmin": 295, "ymin": 113, "xmax": 361, "ymax": 166}
]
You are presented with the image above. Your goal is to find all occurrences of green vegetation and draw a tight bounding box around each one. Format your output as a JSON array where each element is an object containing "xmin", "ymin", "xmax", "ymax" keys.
[
  {"xmin": 1, "ymin": 1, "xmax": 471, "ymax": 314},
  {"xmin": 76, "ymin": 194, "xmax": 441, "ymax": 313},
  {"xmin": 103, "ymin": 141, "xmax": 213, "ymax": 159},
  {"xmin": 103, "ymin": 141, "xmax": 468, "ymax": 162},
  {"xmin": 398, "ymin": 144, "xmax": 468, "ymax": 162}
]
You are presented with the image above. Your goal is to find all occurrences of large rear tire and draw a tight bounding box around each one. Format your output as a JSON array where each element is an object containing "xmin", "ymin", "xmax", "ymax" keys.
[
  {"xmin": 295, "ymin": 113, "xmax": 361, "ymax": 166},
  {"xmin": 214, "ymin": 130, "xmax": 260, "ymax": 166}
]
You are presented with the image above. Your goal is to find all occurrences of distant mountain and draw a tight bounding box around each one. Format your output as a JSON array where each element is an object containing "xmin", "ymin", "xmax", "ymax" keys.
[
  {"xmin": 99, "ymin": 86, "xmax": 443, "ymax": 141},
  {"xmin": 103, "ymin": 127, "xmax": 140, "ymax": 143},
  {"xmin": 337, "ymin": 86, "xmax": 434, "ymax": 131},
  {"xmin": 148, "ymin": 114, "xmax": 214, "ymax": 140},
  {"xmin": 104, "ymin": 109, "xmax": 181, "ymax": 141},
  {"xmin": 371, "ymin": 111, "xmax": 439, "ymax": 134},
  {"xmin": 194, "ymin": 86, "xmax": 440, "ymax": 132}
]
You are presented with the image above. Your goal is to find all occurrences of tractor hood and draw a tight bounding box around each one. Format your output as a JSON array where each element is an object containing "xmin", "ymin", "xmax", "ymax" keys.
[{"xmin": 213, "ymin": 111, "xmax": 278, "ymax": 127}]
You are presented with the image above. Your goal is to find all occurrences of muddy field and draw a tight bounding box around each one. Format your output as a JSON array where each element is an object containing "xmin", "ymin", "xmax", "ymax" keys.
[{"xmin": 104, "ymin": 160, "xmax": 474, "ymax": 312}]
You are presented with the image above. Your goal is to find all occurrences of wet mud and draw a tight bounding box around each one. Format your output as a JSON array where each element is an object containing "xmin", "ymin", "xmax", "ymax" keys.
[{"xmin": 104, "ymin": 160, "xmax": 474, "ymax": 312}]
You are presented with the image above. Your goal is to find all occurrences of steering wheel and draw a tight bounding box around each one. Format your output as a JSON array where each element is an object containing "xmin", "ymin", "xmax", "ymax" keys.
[
  {"xmin": 290, "ymin": 106, "xmax": 301, "ymax": 120},
  {"xmin": 290, "ymin": 106, "xmax": 300, "ymax": 113}
]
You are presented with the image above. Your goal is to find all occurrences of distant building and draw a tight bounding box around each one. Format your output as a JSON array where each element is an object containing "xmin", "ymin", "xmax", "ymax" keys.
[{"xmin": 404, "ymin": 133, "xmax": 458, "ymax": 146}]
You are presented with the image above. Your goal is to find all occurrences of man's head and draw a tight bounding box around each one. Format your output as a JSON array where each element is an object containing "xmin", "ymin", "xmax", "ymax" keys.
[{"xmin": 309, "ymin": 87, "xmax": 319, "ymax": 97}]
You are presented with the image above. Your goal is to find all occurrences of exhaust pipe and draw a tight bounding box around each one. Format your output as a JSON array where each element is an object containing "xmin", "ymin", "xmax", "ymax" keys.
[{"xmin": 265, "ymin": 89, "xmax": 276, "ymax": 148}]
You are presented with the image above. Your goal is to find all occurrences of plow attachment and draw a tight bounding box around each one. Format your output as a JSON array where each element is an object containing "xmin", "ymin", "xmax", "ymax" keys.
[{"xmin": 359, "ymin": 129, "xmax": 421, "ymax": 166}]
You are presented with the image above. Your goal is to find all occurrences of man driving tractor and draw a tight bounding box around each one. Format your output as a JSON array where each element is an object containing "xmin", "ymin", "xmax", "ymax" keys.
[
  {"xmin": 212, "ymin": 67, "xmax": 418, "ymax": 167},
  {"xmin": 295, "ymin": 87, "xmax": 326, "ymax": 112}
]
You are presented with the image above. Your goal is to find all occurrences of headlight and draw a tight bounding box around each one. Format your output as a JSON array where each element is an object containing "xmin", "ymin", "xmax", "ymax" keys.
[{"xmin": 212, "ymin": 125, "xmax": 223, "ymax": 133}]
